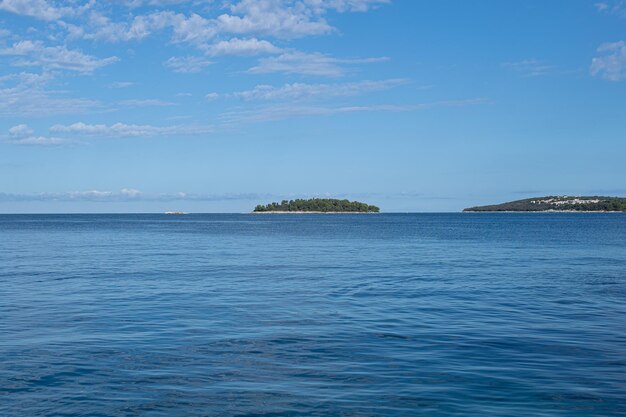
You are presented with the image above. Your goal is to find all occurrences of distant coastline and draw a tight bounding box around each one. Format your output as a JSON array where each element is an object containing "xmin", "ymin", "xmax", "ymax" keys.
[{"xmin": 464, "ymin": 196, "xmax": 626, "ymax": 212}]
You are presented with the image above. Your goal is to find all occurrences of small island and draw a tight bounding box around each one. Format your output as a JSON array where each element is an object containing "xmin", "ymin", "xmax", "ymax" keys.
[
  {"xmin": 253, "ymin": 198, "xmax": 380, "ymax": 213},
  {"xmin": 464, "ymin": 196, "xmax": 626, "ymax": 212}
]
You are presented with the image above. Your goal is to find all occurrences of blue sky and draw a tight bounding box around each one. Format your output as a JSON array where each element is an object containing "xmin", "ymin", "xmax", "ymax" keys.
[{"xmin": 1, "ymin": 0, "xmax": 625, "ymax": 212}]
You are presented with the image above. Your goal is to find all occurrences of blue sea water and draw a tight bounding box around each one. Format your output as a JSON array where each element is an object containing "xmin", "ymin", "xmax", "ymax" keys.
[{"xmin": 1, "ymin": 213, "xmax": 625, "ymax": 416}]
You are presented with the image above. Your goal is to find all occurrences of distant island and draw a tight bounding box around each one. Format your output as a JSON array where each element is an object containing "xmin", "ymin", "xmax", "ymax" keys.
[
  {"xmin": 253, "ymin": 198, "xmax": 380, "ymax": 213},
  {"xmin": 464, "ymin": 196, "xmax": 626, "ymax": 212}
]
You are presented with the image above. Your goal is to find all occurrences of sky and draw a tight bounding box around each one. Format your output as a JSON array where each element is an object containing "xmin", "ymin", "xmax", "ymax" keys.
[{"xmin": 0, "ymin": 0, "xmax": 625, "ymax": 213}]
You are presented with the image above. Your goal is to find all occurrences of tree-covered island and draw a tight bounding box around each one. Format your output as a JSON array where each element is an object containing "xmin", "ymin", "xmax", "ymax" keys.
[
  {"xmin": 253, "ymin": 198, "xmax": 380, "ymax": 213},
  {"xmin": 464, "ymin": 196, "xmax": 626, "ymax": 212}
]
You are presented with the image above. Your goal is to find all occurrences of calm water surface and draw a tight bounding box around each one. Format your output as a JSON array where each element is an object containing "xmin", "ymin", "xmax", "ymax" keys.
[{"xmin": 1, "ymin": 213, "xmax": 625, "ymax": 416}]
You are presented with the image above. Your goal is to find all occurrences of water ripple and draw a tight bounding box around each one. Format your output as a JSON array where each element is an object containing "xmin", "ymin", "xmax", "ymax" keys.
[{"xmin": 1, "ymin": 214, "xmax": 625, "ymax": 416}]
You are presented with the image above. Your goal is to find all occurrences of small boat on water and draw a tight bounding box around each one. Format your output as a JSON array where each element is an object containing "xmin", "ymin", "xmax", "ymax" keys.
[{"xmin": 163, "ymin": 211, "xmax": 189, "ymax": 215}]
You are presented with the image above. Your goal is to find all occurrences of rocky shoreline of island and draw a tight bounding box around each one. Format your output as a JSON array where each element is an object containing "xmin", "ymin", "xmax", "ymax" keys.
[
  {"xmin": 463, "ymin": 210, "xmax": 623, "ymax": 213},
  {"xmin": 249, "ymin": 211, "xmax": 379, "ymax": 214}
]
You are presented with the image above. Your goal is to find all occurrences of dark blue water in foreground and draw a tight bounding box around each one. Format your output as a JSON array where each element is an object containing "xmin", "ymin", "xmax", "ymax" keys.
[{"xmin": 1, "ymin": 214, "xmax": 626, "ymax": 416}]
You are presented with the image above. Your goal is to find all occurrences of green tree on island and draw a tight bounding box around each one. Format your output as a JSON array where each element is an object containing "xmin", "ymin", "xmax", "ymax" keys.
[{"xmin": 253, "ymin": 198, "xmax": 380, "ymax": 213}]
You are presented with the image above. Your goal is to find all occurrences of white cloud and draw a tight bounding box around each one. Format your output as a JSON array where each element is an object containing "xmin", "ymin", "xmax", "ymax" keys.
[
  {"xmin": 119, "ymin": 99, "xmax": 177, "ymax": 107},
  {"xmin": 63, "ymin": 10, "xmax": 182, "ymax": 43},
  {"xmin": 169, "ymin": 12, "xmax": 218, "ymax": 43},
  {"xmin": 205, "ymin": 37, "xmax": 282, "ymax": 56},
  {"xmin": 8, "ymin": 123, "xmax": 34, "ymax": 137},
  {"xmin": 120, "ymin": 188, "xmax": 142, "ymax": 197},
  {"xmin": 71, "ymin": 10, "xmax": 216, "ymax": 44},
  {"xmin": 0, "ymin": 71, "xmax": 101, "ymax": 116},
  {"xmin": 109, "ymin": 81, "xmax": 134, "ymax": 88},
  {"xmin": 50, "ymin": 122, "xmax": 213, "ymax": 137},
  {"xmin": 5, "ymin": 135, "xmax": 70, "ymax": 146},
  {"xmin": 163, "ymin": 38, "xmax": 280, "ymax": 73},
  {"xmin": 215, "ymin": 0, "xmax": 388, "ymax": 39},
  {"xmin": 0, "ymin": 189, "xmax": 124, "ymax": 201},
  {"xmin": 595, "ymin": 1, "xmax": 626, "ymax": 16},
  {"xmin": 121, "ymin": 0, "xmax": 191, "ymax": 7},
  {"xmin": 502, "ymin": 59, "xmax": 555, "ymax": 77},
  {"xmin": 232, "ymin": 78, "xmax": 407, "ymax": 101},
  {"xmin": 43, "ymin": 0, "xmax": 391, "ymax": 50},
  {"xmin": 217, "ymin": 0, "xmax": 333, "ymax": 39},
  {"xmin": 205, "ymin": 92, "xmax": 219, "ymax": 101},
  {"xmin": 163, "ymin": 55, "xmax": 213, "ymax": 73},
  {"xmin": 0, "ymin": 190, "xmax": 274, "ymax": 202},
  {"xmin": 55, "ymin": 9, "xmax": 213, "ymax": 48},
  {"xmin": 2, "ymin": 123, "xmax": 71, "ymax": 146},
  {"xmin": 39, "ymin": 0, "xmax": 392, "ymax": 66},
  {"xmin": 591, "ymin": 41, "xmax": 626, "ymax": 81},
  {"xmin": 221, "ymin": 104, "xmax": 409, "ymax": 123},
  {"xmin": 0, "ymin": 0, "xmax": 74, "ymax": 21},
  {"xmin": 303, "ymin": 0, "xmax": 390, "ymax": 13},
  {"xmin": 596, "ymin": 2, "xmax": 610, "ymax": 11},
  {"xmin": 248, "ymin": 51, "xmax": 387, "ymax": 77},
  {"xmin": 0, "ymin": 40, "xmax": 118, "ymax": 73},
  {"xmin": 220, "ymin": 98, "xmax": 488, "ymax": 124}
]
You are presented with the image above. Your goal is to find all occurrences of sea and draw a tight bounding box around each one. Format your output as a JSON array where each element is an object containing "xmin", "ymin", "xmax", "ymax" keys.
[{"xmin": 1, "ymin": 213, "xmax": 625, "ymax": 416}]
